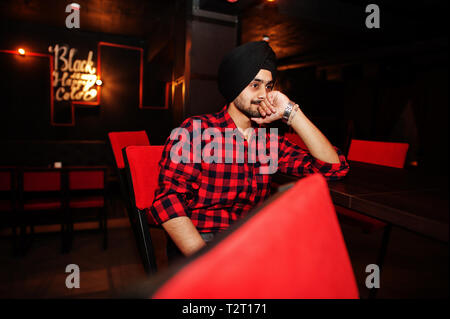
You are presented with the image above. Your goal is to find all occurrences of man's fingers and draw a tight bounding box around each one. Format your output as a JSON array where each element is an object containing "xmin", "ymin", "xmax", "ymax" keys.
[
  {"xmin": 257, "ymin": 106, "xmax": 266, "ymax": 117},
  {"xmin": 260, "ymin": 100, "xmax": 272, "ymax": 115},
  {"xmin": 264, "ymin": 97, "xmax": 276, "ymax": 113},
  {"xmin": 250, "ymin": 117, "xmax": 264, "ymax": 124}
]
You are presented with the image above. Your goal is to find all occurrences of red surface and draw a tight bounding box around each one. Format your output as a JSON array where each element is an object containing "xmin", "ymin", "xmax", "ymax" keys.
[
  {"xmin": 153, "ymin": 174, "xmax": 359, "ymax": 299},
  {"xmin": 108, "ymin": 131, "xmax": 150, "ymax": 169},
  {"xmin": 69, "ymin": 170, "xmax": 104, "ymax": 190},
  {"xmin": 23, "ymin": 171, "xmax": 61, "ymax": 192},
  {"xmin": 125, "ymin": 146, "xmax": 164, "ymax": 210},
  {"xmin": 347, "ymin": 139, "xmax": 409, "ymax": 168}
]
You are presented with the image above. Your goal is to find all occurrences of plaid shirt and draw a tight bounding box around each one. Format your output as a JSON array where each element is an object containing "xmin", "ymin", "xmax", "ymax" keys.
[{"xmin": 148, "ymin": 105, "xmax": 349, "ymax": 233}]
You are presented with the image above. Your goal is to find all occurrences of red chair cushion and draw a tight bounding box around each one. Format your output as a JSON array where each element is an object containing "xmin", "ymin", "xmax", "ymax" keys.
[
  {"xmin": 153, "ymin": 174, "xmax": 359, "ymax": 299},
  {"xmin": 23, "ymin": 171, "xmax": 61, "ymax": 191},
  {"xmin": 69, "ymin": 196, "xmax": 104, "ymax": 208},
  {"xmin": 23, "ymin": 198, "xmax": 62, "ymax": 211},
  {"xmin": 347, "ymin": 139, "xmax": 409, "ymax": 168},
  {"xmin": 125, "ymin": 146, "xmax": 164, "ymax": 210},
  {"xmin": 108, "ymin": 131, "xmax": 150, "ymax": 169},
  {"xmin": 69, "ymin": 170, "xmax": 104, "ymax": 190}
]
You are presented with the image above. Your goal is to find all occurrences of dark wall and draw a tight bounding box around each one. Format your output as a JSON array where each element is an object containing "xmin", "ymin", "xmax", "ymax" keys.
[
  {"xmin": 278, "ymin": 51, "xmax": 448, "ymax": 173},
  {"xmin": 184, "ymin": 16, "xmax": 237, "ymax": 118},
  {"xmin": 0, "ymin": 20, "xmax": 177, "ymax": 166}
]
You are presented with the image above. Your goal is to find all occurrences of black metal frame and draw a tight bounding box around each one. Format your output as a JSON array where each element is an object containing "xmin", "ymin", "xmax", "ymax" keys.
[{"xmin": 107, "ymin": 132, "xmax": 159, "ymax": 275}]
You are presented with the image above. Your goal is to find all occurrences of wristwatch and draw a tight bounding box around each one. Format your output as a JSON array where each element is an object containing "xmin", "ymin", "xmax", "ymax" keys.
[{"xmin": 282, "ymin": 101, "xmax": 294, "ymax": 123}]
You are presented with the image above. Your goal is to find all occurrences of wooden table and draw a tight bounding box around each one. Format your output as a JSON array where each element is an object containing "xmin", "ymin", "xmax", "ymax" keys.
[{"xmin": 273, "ymin": 161, "xmax": 449, "ymax": 243}]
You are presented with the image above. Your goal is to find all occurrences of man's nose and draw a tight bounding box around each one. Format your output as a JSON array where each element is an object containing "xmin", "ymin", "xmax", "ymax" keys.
[{"xmin": 257, "ymin": 85, "xmax": 267, "ymax": 99}]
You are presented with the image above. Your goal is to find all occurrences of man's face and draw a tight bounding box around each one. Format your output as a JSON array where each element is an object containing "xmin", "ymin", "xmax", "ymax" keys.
[{"xmin": 232, "ymin": 69, "xmax": 274, "ymax": 118}]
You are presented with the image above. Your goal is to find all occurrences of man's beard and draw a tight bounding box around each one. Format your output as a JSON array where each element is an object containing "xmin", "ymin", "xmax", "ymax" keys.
[{"xmin": 234, "ymin": 99, "xmax": 262, "ymax": 118}]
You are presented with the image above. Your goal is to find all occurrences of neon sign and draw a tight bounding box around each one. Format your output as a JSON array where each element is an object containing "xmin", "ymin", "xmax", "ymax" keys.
[{"xmin": 48, "ymin": 44, "xmax": 98, "ymax": 102}]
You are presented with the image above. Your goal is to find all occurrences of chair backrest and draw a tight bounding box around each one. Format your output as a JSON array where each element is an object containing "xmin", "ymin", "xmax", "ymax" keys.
[
  {"xmin": 108, "ymin": 131, "xmax": 150, "ymax": 169},
  {"xmin": 22, "ymin": 170, "xmax": 62, "ymax": 192},
  {"xmin": 152, "ymin": 174, "xmax": 359, "ymax": 299},
  {"xmin": 68, "ymin": 169, "xmax": 105, "ymax": 190},
  {"xmin": 347, "ymin": 139, "xmax": 409, "ymax": 168},
  {"xmin": 122, "ymin": 145, "xmax": 165, "ymax": 275},
  {"xmin": 124, "ymin": 146, "xmax": 164, "ymax": 210}
]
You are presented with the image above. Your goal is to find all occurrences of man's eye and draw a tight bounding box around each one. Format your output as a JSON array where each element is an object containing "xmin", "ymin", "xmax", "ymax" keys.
[
  {"xmin": 251, "ymin": 83, "xmax": 259, "ymax": 88},
  {"xmin": 266, "ymin": 85, "xmax": 273, "ymax": 90}
]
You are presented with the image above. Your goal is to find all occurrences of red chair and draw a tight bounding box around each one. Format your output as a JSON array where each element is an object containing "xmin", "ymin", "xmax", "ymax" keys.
[
  {"xmin": 66, "ymin": 167, "xmax": 108, "ymax": 251},
  {"xmin": 152, "ymin": 174, "xmax": 359, "ymax": 299},
  {"xmin": 347, "ymin": 139, "xmax": 409, "ymax": 168},
  {"xmin": 123, "ymin": 145, "xmax": 165, "ymax": 274},
  {"xmin": 0, "ymin": 167, "xmax": 18, "ymax": 254},
  {"xmin": 108, "ymin": 131, "xmax": 150, "ymax": 170},
  {"xmin": 108, "ymin": 130, "xmax": 150, "ymax": 221},
  {"xmin": 18, "ymin": 169, "xmax": 66, "ymax": 254},
  {"xmin": 335, "ymin": 139, "xmax": 409, "ymax": 298}
]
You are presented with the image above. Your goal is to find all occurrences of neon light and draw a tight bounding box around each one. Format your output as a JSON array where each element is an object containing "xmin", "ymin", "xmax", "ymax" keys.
[{"xmin": 48, "ymin": 44, "xmax": 98, "ymax": 103}]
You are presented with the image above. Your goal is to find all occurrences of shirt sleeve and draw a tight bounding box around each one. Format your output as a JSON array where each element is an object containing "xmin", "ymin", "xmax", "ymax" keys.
[
  {"xmin": 147, "ymin": 119, "xmax": 202, "ymax": 224},
  {"xmin": 277, "ymin": 134, "xmax": 349, "ymax": 181}
]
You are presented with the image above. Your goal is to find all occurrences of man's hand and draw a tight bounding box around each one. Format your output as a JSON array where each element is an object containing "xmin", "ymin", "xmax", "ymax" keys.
[{"xmin": 250, "ymin": 91, "xmax": 291, "ymax": 124}]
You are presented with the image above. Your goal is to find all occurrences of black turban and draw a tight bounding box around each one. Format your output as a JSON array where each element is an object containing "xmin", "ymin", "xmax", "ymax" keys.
[{"xmin": 218, "ymin": 41, "xmax": 277, "ymax": 103}]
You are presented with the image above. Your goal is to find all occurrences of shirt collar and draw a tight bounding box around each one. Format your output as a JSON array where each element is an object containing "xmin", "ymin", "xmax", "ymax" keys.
[
  {"xmin": 220, "ymin": 104, "xmax": 236, "ymax": 128},
  {"xmin": 217, "ymin": 104, "xmax": 262, "ymax": 130}
]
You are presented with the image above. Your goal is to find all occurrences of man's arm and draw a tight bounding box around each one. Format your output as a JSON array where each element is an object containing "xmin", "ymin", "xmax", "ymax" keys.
[
  {"xmin": 149, "ymin": 119, "xmax": 206, "ymax": 257},
  {"xmin": 251, "ymin": 90, "xmax": 340, "ymax": 165},
  {"xmin": 162, "ymin": 217, "xmax": 206, "ymax": 256},
  {"xmin": 289, "ymin": 108, "xmax": 340, "ymax": 164}
]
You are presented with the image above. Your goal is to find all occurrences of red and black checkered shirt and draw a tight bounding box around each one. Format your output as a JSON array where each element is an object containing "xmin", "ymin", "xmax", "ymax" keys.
[{"xmin": 148, "ymin": 105, "xmax": 349, "ymax": 233}]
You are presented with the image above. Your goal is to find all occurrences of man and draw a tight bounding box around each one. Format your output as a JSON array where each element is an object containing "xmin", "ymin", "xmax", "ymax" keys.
[{"xmin": 148, "ymin": 41, "xmax": 349, "ymax": 259}]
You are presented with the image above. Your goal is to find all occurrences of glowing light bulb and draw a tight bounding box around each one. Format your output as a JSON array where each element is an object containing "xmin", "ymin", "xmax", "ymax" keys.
[
  {"xmin": 18, "ymin": 48, "xmax": 25, "ymax": 55},
  {"xmin": 96, "ymin": 79, "xmax": 103, "ymax": 86}
]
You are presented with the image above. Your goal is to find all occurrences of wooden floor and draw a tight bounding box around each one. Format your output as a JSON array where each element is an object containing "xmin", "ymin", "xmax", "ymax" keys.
[{"xmin": 0, "ymin": 215, "xmax": 448, "ymax": 299}]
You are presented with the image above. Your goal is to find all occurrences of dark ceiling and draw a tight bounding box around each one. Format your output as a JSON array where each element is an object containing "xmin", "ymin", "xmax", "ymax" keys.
[{"xmin": 1, "ymin": 0, "xmax": 448, "ymax": 64}]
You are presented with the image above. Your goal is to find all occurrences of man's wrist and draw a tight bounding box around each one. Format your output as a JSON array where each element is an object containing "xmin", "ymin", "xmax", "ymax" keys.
[
  {"xmin": 287, "ymin": 104, "xmax": 300, "ymax": 126},
  {"xmin": 282, "ymin": 101, "xmax": 294, "ymax": 123},
  {"xmin": 283, "ymin": 101, "xmax": 300, "ymax": 126}
]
